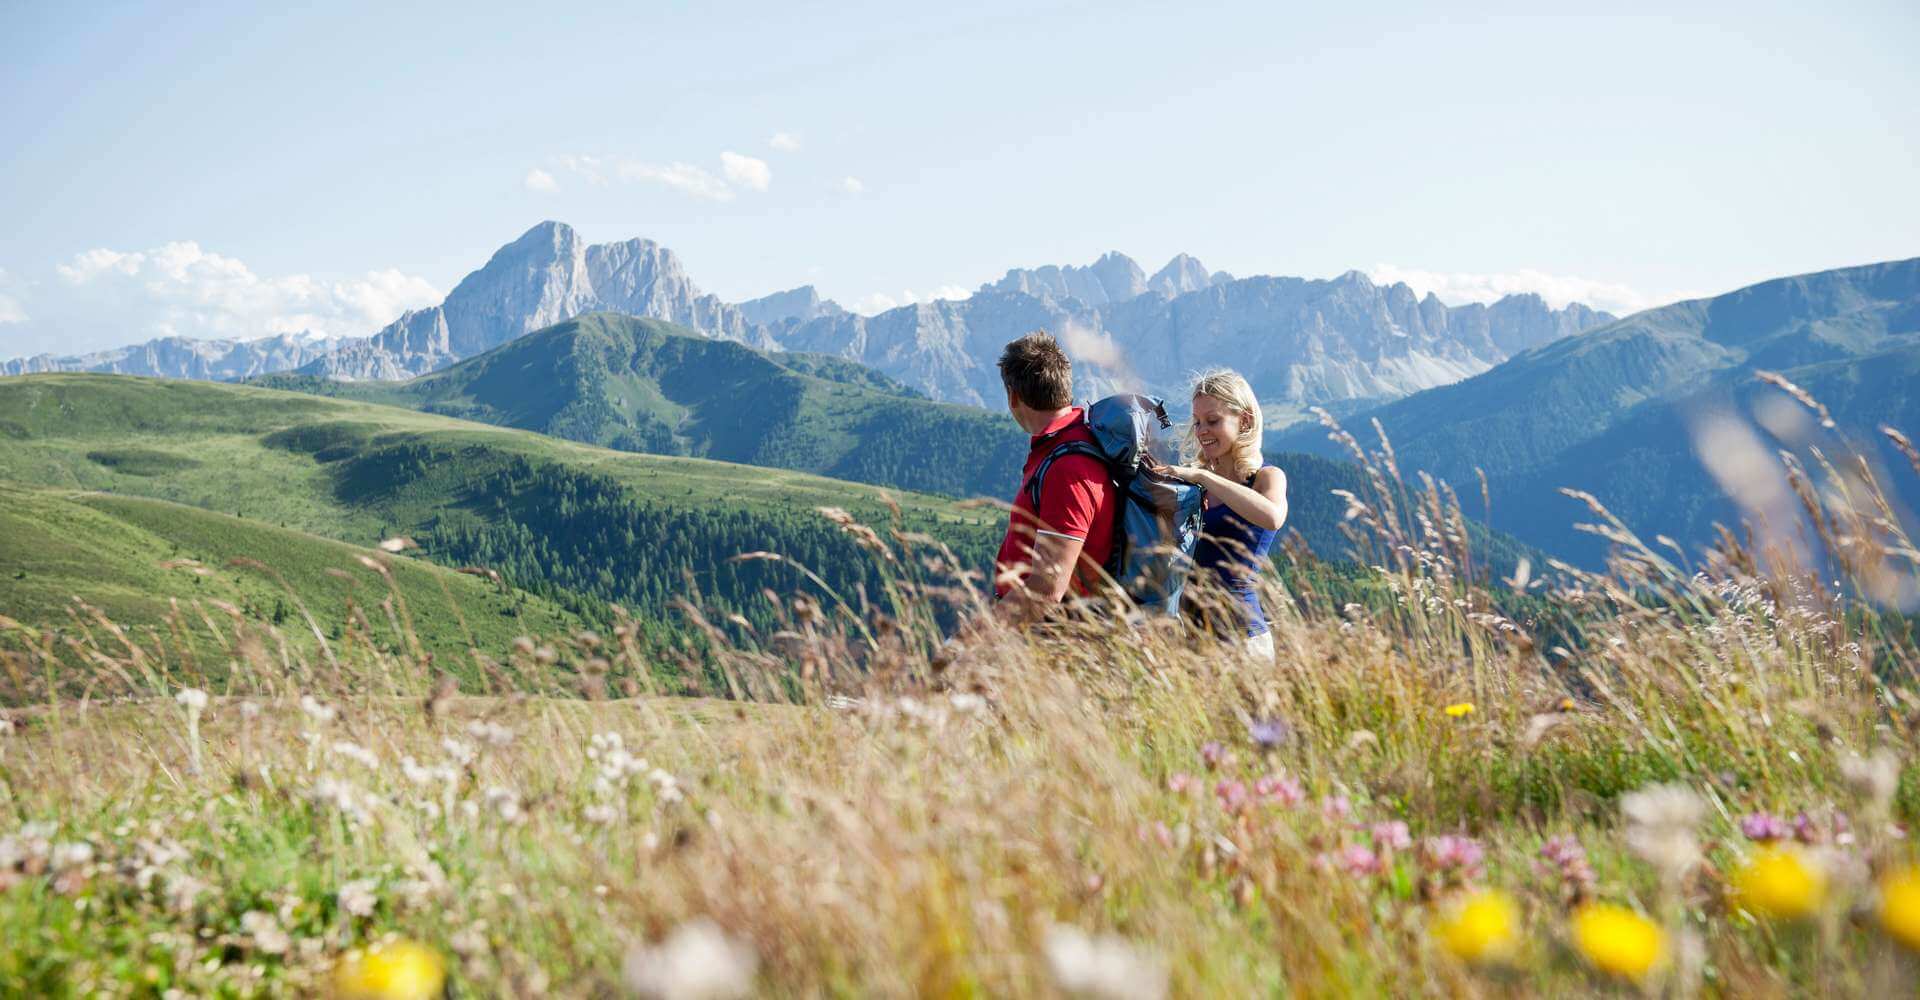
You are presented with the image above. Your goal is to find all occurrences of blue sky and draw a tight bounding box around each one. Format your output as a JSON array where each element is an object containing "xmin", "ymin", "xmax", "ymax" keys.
[{"xmin": 2, "ymin": 0, "xmax": 1916, "ymax": 356}]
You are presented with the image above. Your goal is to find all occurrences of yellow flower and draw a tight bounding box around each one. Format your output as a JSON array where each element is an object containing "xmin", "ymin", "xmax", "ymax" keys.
[
  {"xmin": 1444, "ymin": 703, "xmax": 1476, "ymax": 718},
  {"xmin": 1570, "ymin": 903, "xmax": 1666, "ymax": 983},
  {"xmin": 333, "ymin": 940, "xmax": 447, "ymax": 1000},
  {"xmin": 1431, "ymin": 888, "xmax": 1521, "ymax": 965},
  {"xmin": 1878, "ymin": 867, "xmax": 1920, "ymax": 952},
  {"xmin": 1733, "ymin": 846, "xmax": 1827, "ymax": 920}
]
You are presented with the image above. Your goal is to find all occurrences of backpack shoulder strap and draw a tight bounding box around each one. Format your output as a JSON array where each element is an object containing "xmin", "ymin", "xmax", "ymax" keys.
[{"xmin": 1024, "ymin": 440, "xmax": 1108, "ymax": 511}]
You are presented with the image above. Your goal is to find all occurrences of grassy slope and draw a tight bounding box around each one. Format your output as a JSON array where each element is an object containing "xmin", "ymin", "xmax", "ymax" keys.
[
  {"xmin": 252, "ymin": 313, "xmax": 1032, "ymax": 501},
  {"xmin": 0, "ymin": 482, "xmax": 583, "ymax": 660}
]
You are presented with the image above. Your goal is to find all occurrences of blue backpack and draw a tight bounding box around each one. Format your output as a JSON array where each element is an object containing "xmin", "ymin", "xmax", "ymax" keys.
[{"xmin": 1024, "ymin": 394, "xmax": 1205, "ymax": 614}]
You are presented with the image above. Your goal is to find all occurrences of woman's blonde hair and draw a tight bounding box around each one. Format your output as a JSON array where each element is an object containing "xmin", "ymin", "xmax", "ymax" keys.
[{"xmin": 1188, "ymin": 368, "xmax": 1263, "ymax": 480}]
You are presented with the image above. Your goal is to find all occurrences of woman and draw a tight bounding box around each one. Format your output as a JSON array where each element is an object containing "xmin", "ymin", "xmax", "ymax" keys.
[{"xmin": 1152, "ymin": 369, "xmax": 1287, "ymax": 660}]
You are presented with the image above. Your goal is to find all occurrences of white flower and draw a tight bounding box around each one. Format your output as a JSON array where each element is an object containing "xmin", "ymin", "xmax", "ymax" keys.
[
  {"xmin": 484, "ymin": 786, "xmax": 523, "ymax": 824},
  {"xmin": 331, "ymin": 740, "xmax": 381, "ymax": 770},
  {"xmin": 49, "ymin": 841, "xmax": 94, "ymax": 871},
  {"xmin": 948, "ymin": 693, "xmax": 988, "ymax": 715},
  {"xmin": 1621, "ymin": 782, "xmax": 1705, "ymax": 884},
  {"xmin": 649, "ymin": 769, "xmax": 684, "ymax": 805},
  {"xmin": 1042, "ymin": 924, "xmax": 1168, "ymax": 1000},
  {"xmin": 300, "ymin": 696, "xmax": 336, "ymax": 724},
  {"xmin": 584, "ymin": 803, "xmax": 619, "ymax": 825},
  {"xmin": 1841, "ymin": 749, "xmax": 1900, "ymax": 814},
  {"xmin": 338, "ymin": 878, "xmax": 379, "ymax": 918},
  {"xmin": 309, "ymin": 777, "xmax": 373, "ymax": 826},
  {"xmin": 174, "ymin": 688, "xmax": 209, "ymax": 712},
  {"xmin": 467, "ymin": 720, "xmax": 515, "ymax": 748},
  {"xmin": 0, "ymin": 717, "xmax": 13, "ymax": 737},
  {"xmin": 165, "ymin": 873, "xmax": 207, "ymax": 914},
  {"xmin": 623, "ymin": 919, "xmax": 757, "ymax": 1000},
  {"xmin": 241, "ymin": 910, "xmax": 290, "ymax": 954},
  {"xmin": 442, "ymin": 738, "xmax": 477, "ymax": 768}
]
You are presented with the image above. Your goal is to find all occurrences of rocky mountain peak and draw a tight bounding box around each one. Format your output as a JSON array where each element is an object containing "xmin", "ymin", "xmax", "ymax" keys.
[{"xmin": 1147, "ymin": 253, "xmax": 1216, "ymax": 298}]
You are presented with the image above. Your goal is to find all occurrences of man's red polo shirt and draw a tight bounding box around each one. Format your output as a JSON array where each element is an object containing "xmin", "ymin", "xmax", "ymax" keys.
[{"xmin": 994, "ymin": 407, "xmax": 1117, "ymax": 599}]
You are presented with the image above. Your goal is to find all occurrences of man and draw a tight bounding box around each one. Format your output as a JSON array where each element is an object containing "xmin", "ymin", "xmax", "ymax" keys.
[{"xmin": 992, "ymin": 331, "xmax": 1118, "ymax": 621}]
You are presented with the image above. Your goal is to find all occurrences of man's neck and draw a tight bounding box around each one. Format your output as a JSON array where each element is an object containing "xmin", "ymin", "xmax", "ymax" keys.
[{"xmin": 1018, "ymin": 406, "xmax": 1075, "ymax": 436}]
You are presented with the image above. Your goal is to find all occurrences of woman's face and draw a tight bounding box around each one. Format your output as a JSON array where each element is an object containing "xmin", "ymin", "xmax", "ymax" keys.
[{"xmin": 1192, "ymin": 394, "xmax": 1242, "ymax": 462}]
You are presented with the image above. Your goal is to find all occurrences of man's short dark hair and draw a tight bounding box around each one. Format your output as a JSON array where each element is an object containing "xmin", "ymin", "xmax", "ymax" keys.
[{"xmin": 998, "ymin": 330, "xmax": 1073, "ymax": 410}]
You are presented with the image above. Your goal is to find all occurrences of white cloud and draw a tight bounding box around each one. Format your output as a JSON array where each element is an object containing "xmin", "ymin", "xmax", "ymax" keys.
[
  {"xmin": 523, "ymin": 167, "xmax": 559, "ymax": 193},
  {"xmin": 769, "ymin": 132, "xmax": 802, "ymax": 153},
  {"xmin": 1365, "ymin": 264, "xmax": 1683, "ymax": 316},
  {"xmin": 850, "ymin": 285, "xmax": 971, "ymax": 316},
  {"xmin": 0, "ymin": 269, "xmax": 28, "ymax": 325},
  {"xmin": 617, "ymin": 160, "xmax": 735, "ymax": 201},
  {"xmin": 840, "ymin": 176, "xmax": 866, "ymax": 195},
  {"xmin": 720, "ymin": 151, "xmax": 771, "ymax": 192},
  {"xmin": 40, "ymin": 241, "xmax": 440, "ymax": 347}
]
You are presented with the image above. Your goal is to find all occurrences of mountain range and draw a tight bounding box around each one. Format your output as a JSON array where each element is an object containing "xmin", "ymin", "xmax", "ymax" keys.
[
  {"xmin": 1272, "ymin": 256, "xmax": 1920, "ymax": 565},
  {"xmin": 2, "ymin": 221, "xmax": 1613, "ymax": 425}
]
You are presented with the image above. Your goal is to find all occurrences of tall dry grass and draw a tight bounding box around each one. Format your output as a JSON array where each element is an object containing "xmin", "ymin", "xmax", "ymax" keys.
[{"xmin": 2, "ymin": 381, "xmax": 1919, "ymax": 996}]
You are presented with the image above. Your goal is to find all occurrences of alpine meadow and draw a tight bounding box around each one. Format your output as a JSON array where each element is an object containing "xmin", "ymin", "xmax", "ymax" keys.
[{"xmin": 5, "ymin": 5, "xmax": 1920, "ymax": 998}]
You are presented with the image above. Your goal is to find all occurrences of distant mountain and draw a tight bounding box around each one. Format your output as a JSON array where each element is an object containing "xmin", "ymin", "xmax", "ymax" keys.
[
  {"xmin": 1272, "ymin": 257, "xmax": 1920, "ymax": 564},
  {"xmin": 294, "ymin": 222, "xmax": 772, "ymax": 379},
  {"xmin": 1, "ymin": 223, "xmax": 1611, "ymax": 424},
  {"xmin": 257, "ymin": 312, "xmax": 1033, "ymax": 501},
  {"xmin": 787, "ymin": 260, "xmax": 1613, "ymax": 417},
  {"xmin": 1, "ymin": 331, "xmax": 344, "ymax": 379}
]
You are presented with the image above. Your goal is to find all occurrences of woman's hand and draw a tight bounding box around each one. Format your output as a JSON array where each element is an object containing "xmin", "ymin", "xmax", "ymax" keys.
[{"xmin": 1147, "ymin": 459, "xmax": 1208, "ymax": 484}]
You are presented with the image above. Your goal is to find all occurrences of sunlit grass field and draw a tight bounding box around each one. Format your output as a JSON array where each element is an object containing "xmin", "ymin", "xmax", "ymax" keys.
[{"xmin": 4, "ymin": 382, "xmax": 1920, "ymax": 996}]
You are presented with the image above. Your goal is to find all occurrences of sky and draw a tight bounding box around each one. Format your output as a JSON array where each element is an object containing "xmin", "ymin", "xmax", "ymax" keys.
[{"xmin": 1, "ymin": 0, "xmax": 1916, "ymax": 357}]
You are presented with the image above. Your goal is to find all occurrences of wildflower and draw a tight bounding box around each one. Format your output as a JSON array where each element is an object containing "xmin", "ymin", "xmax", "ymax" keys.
[
  {"xmin": 483, "ymin": 786, "xmax": 523, "ymax": 824},
  {"xmin": 1166, "ymin": 773, "xmax": 1196, "ymax": 796},
  {"xmin": 1570, "ymin": 903, "xmax": 1666, "ymax": 984},
  {"xmin": 1207, "ymin": 779, "xmax": 1245, "ymax": 814},
  {"xmin": 1431, "ymin": 888, "xmax": 1520, "ymax": 965},
  {"xmin": 649, "ymin": 768, "xmax": 684, "ymax": 805},
  {"xmin": 1338, "ymin": 844, "xmax": 1384, "ymax": 877},
  {"xmin": 173, "ymin": 687, "xmax": 209, "ymax": 712},
  {"xmin": 1422, "ymin": 835, "xmax": 1485, "ymax": 877},
  {"xmin": 623, "ymin": 918, "xmax": 758, "ymax": 1000},
  {"xmin": 241, "ymin": 910, "xmax": 291, "ymax": 955},
  {"xmin": 467, "ymin": 719, "xmax": 515, "ymax": 748},
  {"xmin": 1320, "ymin": 795, "xmax": 1352, "ymax": 822},
  {"xmin": 1371, "ymin": 821, "xmax": 1412, "ymax": 853},
  {"xmin": 584, "ymin": 803, "xmax": 619, "ymax": 825},
  {"xmin": 1878, "ymin": 867, "xmax": 1920, "ymax": 953},
  {"xmin": 332, "ymin": 939, "xmax": 446, "ymax": 1000},
  {"xmin": 332, "ymin": 740, "xmax": 381, "ymax": 770},
  {"xmin": 300, "ymin": 695, "xmax": 337, "ymax": 724},
  {"xmin": 1041, "ymin": 923, "xmax": 1168, "ymax": 1000},
  {"xmin": 338, "ymin": 878, "xmax": 379, "ymax": 918},
  {"xmin": 1246, "ymin": 717, "xmax": 1291, "ymax": 750},
  {"xmin": 1253, "ymin": 773, "xmax": 1305, "ymax": 807},
  {"xmin": 1621, "ymin": 783, "xmax": 1704, "ymax": 884},
  {"xmin": 1841, "ymin": 749, "xmax": 1900, "ymax": 816},
  {"xmin": 1537, "ymin": 835, "xmax": 1597, "ymax": 900},
  {"xmin": 49, "ymin": 841, "xmax": 93, "ymax": 871},
  {"xmin": 1199, "ymin": 741, "xmax": 1231, "ymax": 771},
  {"xmin": 948, "ymin": 692, "xmax": 987, "ymax": 715},
  {"xmin": 1732, "ymin": 846, "xmax": 1827, "ymax": 921},
  {"xmin": 1740, "ymin": 812, "xmax": 1790, "ymax": 843},
  {"xmin": 1443, "ymin": 702, "xmax": 1476, "ymax": 718}
]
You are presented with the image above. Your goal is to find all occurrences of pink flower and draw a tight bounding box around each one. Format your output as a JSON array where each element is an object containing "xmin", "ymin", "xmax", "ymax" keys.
[
  {"xmin": 1200, "ymin": 741, "xmax": 1232, "ymax": 771},
  {"xmin": 1339, "ymin": 844, "xmax": 1384, "ymax": 877},
  {"xmin": 1370, "ymin": 821, "xmax": 1411, "ymax": 852},
  {"xmin": 1536, "ymin": 834, "xmax": 1596, "ymax": 896},
  {"xmin": 1740, "ymin": 811, "xmax": 1790, "ymax": 842},
  {"xmin": 1421, "ymin": 834, "xmax": 1485, "ymax": 876},
  {"xmin": 1214, "ymin": 780, "xmax": 1250, "ymax": 815},
  {"xmin": 1320, "ymin": 795, "xmax": 1352, "ymax": 823},
  {"xmin": 1254, "ymin": 774, "xmax": 1305, "ymax": 807},
  {"xmin": 1167, "ymin": 772, "xmax": 1196, "ymax": 796}
]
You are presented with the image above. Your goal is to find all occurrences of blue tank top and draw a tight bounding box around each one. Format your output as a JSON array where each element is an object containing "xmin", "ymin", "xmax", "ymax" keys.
[{"xmin": 1192, "ymin": 468, "xmax": 1279, "ymax": 636}]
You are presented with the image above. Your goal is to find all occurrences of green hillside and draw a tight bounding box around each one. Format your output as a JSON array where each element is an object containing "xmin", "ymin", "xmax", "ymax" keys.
[
  {"xmin": 0, "ymin": 374, "xmax": 1001, "ymax": 640},
  {"xmin": 1274, "ymin": 257, "xmax": 1920, "ymax": 564},
  {"xmin": 0, "ymin": 481, "xmax": 584, "ymax": 674},
  {"xmin": 253, "ymin": 312, "xmax": 1032, "ymax": 500}
]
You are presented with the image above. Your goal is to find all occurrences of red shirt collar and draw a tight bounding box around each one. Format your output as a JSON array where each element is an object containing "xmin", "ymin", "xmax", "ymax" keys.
[{"xmin": 1030, "ymin": 407, "xmax": 1084, "ymax": 446}]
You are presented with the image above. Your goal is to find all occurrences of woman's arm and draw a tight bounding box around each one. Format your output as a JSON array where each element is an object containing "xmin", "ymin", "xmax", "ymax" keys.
[{"xmin": 1156, "ymin": 463, "xmax": 1288, "ymax": 530}]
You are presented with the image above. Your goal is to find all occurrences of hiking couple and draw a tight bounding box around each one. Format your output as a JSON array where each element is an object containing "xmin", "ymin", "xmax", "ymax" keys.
[{"xmin": 990, "ymin": 330, "xmax": 1288, "ymax": 659}]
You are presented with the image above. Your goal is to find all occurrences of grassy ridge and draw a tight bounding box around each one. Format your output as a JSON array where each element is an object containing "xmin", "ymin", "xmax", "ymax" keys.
[{"xmin": 0, "ymin": 481, "xmax": 584, "ymax": 670}]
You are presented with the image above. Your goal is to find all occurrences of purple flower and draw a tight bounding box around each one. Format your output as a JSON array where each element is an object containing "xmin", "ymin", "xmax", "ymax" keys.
[
  {"xmin": 1740, "ymin": 811, "xmax": 1790, "ymax": 843},
  {"xmin": 1214, "ymin": 779, "xmax": 1250, "ymax": 815},
  {"xmin": 1536, "ymin": 834, "xmax": 1597, "ymax": 896},
  {"xmin": 1247, "ymin": 717, "xmax": 1292, "ymax": 751},
  {"xmin": 1370, "ymin": 821, "xmax": 1411, "ymax": 852},
  {"xmin": 1421, "ymin": 834, "xmax": 1485, "ymax": 875},
  {"xmin": 1254, "ymin": 773, "xmax": 1305, "ymax": 807},
  {"xmin": 1320, "ymin": 795, "xmax": 1352, "ymax": 822},
  {"xmin": 1200, "ymin": 741, "xmax": 1232, "ymax": 771}
]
